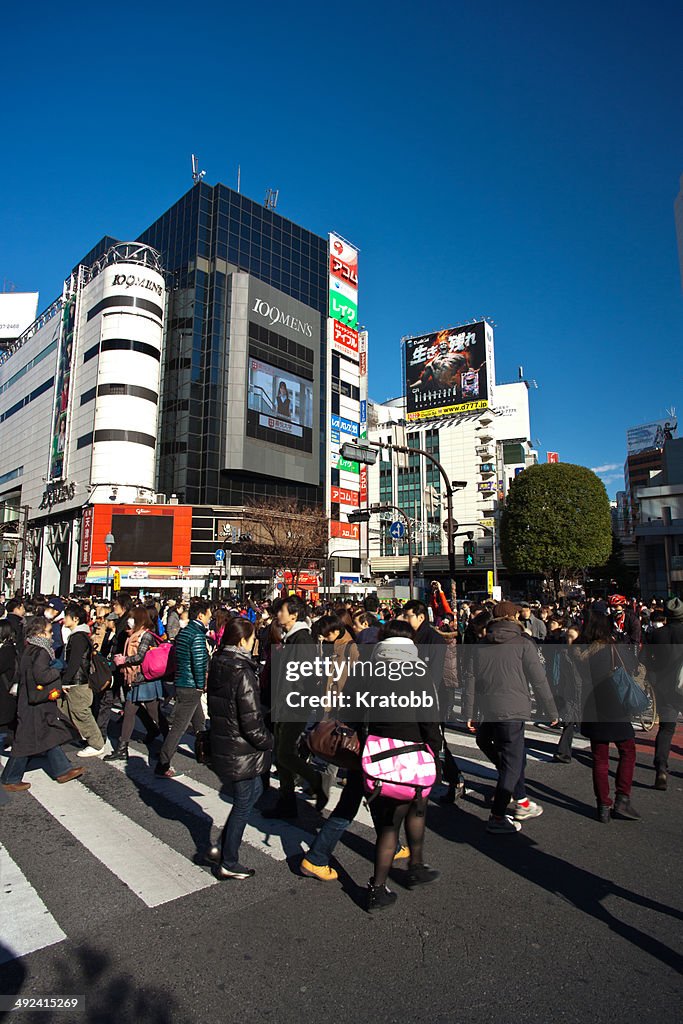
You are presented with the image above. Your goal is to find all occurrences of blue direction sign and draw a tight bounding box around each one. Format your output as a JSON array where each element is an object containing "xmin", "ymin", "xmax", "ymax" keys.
[
  {"xmin": 214, "ymin": 549, "xmax": 226, "ymax": 563},
  {"xmin": 389, "ymin": 521, "xmax": 405, "ymax": 540}
]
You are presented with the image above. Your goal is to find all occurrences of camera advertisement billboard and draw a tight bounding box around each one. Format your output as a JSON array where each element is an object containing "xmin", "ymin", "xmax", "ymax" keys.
[
  {"xmin": 405, "ymin": 321, "xmax": 492, "ymax": 421},
  {"xmin": 626, "ymin": 419, "xmax": 677, "ymax": 455}
]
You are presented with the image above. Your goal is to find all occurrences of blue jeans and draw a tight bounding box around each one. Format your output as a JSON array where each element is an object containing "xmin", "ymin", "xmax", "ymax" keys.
[
  {"xmin": 1, "ymin": 746, "xmax": 72, "ymax": 784},
  {"xmin": 220, "ymin": 776, "xmax": 263, "ymax": 869},
  {"xmin": 306, "ymin": 771, "xmax": 365, "ymax": 867}
]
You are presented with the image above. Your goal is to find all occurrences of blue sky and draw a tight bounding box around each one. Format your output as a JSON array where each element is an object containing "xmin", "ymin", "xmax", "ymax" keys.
[{"xmin": 2, "ymin": 1, "xmax": 681, "ymax": 496}]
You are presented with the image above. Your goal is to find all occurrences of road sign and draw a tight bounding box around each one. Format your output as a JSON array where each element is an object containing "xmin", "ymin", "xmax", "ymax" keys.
[
  {"xmin": 479, "ymin": 518, "xmax": 494, "ymax": 529},
  {"xmin": 112, "ymin": 569, "xmax": 121, "ymax": 591},
  {"xmin": 442, "ymin": 518, "xmax": 459, "ymax": 534},
  {"xmin": 487, "ymin": 571, "xmax": 494, "ymax": 595},
  {"xmin": 389, "ymin": 521, "xmax": 405, "ymax": 540},
  {"xmin": 214, "ymin": 548, "xmax": 225, "ymax": 563}
]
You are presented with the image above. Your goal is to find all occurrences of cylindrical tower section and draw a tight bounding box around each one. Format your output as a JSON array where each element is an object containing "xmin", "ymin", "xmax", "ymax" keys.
[{"xmin": 90, "ymin": 249, "xmax": 165, "ymax": 495}]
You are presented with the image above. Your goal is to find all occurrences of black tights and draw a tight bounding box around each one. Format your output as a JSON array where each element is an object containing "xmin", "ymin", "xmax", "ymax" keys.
[{"xmin": 371, "ymin": 797, "xmax": 427, "ymax": 887}]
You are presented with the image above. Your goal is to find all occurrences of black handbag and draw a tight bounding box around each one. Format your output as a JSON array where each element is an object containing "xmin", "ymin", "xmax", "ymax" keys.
[{"xmin": 195, "ymin": 728, "xmax": 212, "ymax": 764}]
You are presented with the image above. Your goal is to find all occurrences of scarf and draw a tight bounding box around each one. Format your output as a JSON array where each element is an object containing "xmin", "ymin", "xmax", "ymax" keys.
[{"xmin": 27, "ymin": 635, "xmax": 54, "ymax": 654}]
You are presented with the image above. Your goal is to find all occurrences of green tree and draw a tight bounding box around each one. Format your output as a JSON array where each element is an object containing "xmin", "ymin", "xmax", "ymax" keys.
[{"xmin": 500, "ymin": 464, "xmax": 612, "ymax": 592}]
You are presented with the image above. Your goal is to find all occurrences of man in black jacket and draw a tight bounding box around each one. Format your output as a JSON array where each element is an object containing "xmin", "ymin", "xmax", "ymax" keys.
[
  {"xmin": 263, "ymin": 595, "xmax": 328, "ymax": 820},
  {"xmin": 4, "ymin": 598, "xmax": 26, "ymax": 649},
  {"xmin": 642, "ymin": 597, "xmax": 683, "ymax": 790},
  {"xmin": 59, "ymin": 602, "xmax": 105, "ymax": 757},
  {"xmin": 466, "ymin": 602, "xmax": 558, "ymax": 834}
]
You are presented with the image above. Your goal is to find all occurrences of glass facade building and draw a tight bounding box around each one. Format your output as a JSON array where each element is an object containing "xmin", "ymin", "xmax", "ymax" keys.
[{"xmin": 78, "ymin": 183, "xmax": 329, "ymax": 508}]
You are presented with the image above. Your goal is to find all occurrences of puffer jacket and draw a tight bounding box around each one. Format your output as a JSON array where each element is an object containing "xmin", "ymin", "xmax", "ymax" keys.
[
  {"xmin": 174, "ymin": 619, "xmax": 208, "ymax": 689},
  {"xmin": 207, "ymin": 646, "xmax": 272, "ymax": 782},
  {"xmin": 466, "ymin": 618, "xmax": 558, "ymax": 722}
]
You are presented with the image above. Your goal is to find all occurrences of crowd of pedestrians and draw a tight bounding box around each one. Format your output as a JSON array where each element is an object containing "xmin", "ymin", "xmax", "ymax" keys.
[{"xmin": 0, "ymin": 585, "xmax": 681, "ymax": 912}]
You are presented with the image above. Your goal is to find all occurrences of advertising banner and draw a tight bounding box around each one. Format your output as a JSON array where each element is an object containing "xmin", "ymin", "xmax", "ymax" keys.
[
  {"xmin": 0, "ymin": 292, "xmax": 39, "ymax": 340},
  {"xmin": 246, "ymin": 355, "xmax": 314, "ymax": 453},
  {"xmin": 329, "ymin": 278, "xmax": 358, "ymax": 329},
  {"xmin": 331, "ymin": 414, "xmax": 359, "ymax": 438},
  {"xmin": 359, "ymin": 465, "xmax": 368, "ymax": 503},
  {"xmin": 331, "ymin": 485, "xmax": 359, "ymax": 507},
  {"xmin": 329, "ymin": 234, "xmax": 359, "ymax": 291},
  {"xmin": 49, "ymin": 297, "xmax": 76, "ymax": 480},
  {"xmin": 330, "ymin": 520, "xmax": 360, "ymax": 540},
  {"xmin": 626, "ymin": 420, "xmax": 677, "ymax": 454},
  {"xmin": 405, "ymin": 321, "xmax": 491, "ymax": 421},
  {"xmin": 80, "ymin": 506, "xmax": 93, "ymax": 569},
  {"xmin": 330, "ymin": 320, "xmax": 359, "ymax": 359},
  {"xmin": 546, "ymin": 452, "xmax": 559, "ymax": 464},
  {"xmin": 331, "ymin": 452, "xmax": 360, "ymax": 474}
]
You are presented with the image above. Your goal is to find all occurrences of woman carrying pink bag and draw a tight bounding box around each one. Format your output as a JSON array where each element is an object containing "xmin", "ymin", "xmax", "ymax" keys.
[{"xmin": 361, "ymin": 619, "xmax": 442, "ymax": 913}]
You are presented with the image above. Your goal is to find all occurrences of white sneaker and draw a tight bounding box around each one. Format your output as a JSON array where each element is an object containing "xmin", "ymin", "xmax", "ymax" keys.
[
  {"xmin": 513, "ymin": 799, "xmax": 543, "ymax": 821},
  {"xmin": 486, "ymin": 814, "xmax": 522, "ymax": 834},
  {"xmin": 78, "ymin": 745, "xmax": 106, "ymax": 758}
]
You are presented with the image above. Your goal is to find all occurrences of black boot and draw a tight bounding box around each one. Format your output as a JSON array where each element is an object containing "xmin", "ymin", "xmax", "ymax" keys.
[
  {"xmin": 104, "ymin": 742, "xmax": 128, "ymax": 762},
  {"xmin": 366, "ymin": 879, "xmax": 397, "ymax": 912},
  {"xmin": 611, "ymin": 794, "xmax": 642, "ymax": 821},
  {"xmin": 596, "ymin": 804, "xmax": 611, "ymax": 824},
  {"xmin": 654, "ymin": 770, "xmax": 667, "ymax": 791}
]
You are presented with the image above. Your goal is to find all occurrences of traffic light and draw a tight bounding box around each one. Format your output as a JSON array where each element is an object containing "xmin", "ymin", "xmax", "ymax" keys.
[{"xmin": 463, "ymin": 540, "xmax": 476, "ymax": 566}]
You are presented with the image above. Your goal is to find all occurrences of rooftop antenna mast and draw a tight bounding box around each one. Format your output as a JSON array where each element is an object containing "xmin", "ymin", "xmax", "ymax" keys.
[
  {"xmin": 518, "ymin": 365, "xmax": 538, "ymax": 390},
  {"xmin": 665, "ymin": 404, "xmax": 676, "ymax": 419},
  {"xmin": 264, "ymin": 188, "xmax": 279, "ymax": 210},
  {"xmin": 191, "ymin": 154, "xmax": 206, "ymax": 185}
]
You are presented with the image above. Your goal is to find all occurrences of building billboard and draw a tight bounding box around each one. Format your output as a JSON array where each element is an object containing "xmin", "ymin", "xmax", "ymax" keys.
[
  {"xmin": 49, "ymin": 296, "xmax": 76, "ymax": 480},
  {"xmin": 0, "ymin": 292, "xmax": 39, "ymax": 341},
  {"xmin": 246, "ymin": 357, "xmax": 314, "ymax": 450},
  {"xmin": 626, "ymin": 419, "xmax": 677, "ymax": 455},
  {"xmin": 405, "ymin": 321, "xmax": 492, "ymax": 421},
  {"xmin": 83, "ymin": 504, "xmax": 192, "ymax": 569}
]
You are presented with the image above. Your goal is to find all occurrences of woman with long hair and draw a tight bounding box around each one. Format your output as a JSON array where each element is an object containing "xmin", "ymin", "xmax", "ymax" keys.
[
  {"xmin": 205, "ymin": 618, "xmax": 273, "ymax": 879},
  {"xmin": 105, "ymin": 606, "xmax": 169, "ymax": 762},
  {"xmin": 579, "ymin": 611, "xmax": 640, "ymax": 822},
  {"xmin": 0, "ymin": 620, "xmax": 18, "ymax": 749}
]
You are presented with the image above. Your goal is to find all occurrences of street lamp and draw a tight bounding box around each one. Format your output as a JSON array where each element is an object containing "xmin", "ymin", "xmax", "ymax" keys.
[{"xmin": 104, "ymin": 532, "xmax": 115, "ymax": 601}]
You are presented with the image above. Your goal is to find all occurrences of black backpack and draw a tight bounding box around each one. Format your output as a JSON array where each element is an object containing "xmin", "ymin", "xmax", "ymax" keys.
[{"xmin": 89, "ymin": 650, "xmax": 113, "ymax": 693}]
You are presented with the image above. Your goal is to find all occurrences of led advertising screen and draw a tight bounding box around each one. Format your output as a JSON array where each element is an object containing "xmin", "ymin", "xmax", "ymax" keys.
[
  {"xmin": 246, "ymin": 356, "xmax": 314, "ymax": 453},
  {"xmin": 111, "ymin": 513, "xmax": 174, "ymax": 563},
  {"xmin": 405, "ymin": 321, "xmax": 491, "ymax": 420}
]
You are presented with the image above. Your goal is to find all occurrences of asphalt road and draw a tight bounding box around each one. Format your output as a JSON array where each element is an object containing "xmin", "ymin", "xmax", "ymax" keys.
[{"xmin": 1, "ymin": 722, "xmax": 681, "ymax": 1024}]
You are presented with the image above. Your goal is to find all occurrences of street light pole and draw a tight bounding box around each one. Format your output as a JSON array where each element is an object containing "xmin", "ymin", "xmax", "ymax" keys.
[{"xmin": 104, "ymin": 532, "xmax": 115, "ymax": 601}]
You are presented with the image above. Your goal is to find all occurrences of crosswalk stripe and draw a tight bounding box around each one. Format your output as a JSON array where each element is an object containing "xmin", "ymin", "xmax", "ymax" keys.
[
  {"xmin": 24, "ymin": 771, "xmax": 217, "ymax": 908},
  {"xmin": 0, "ymin": 846, "xmax": 67, "ymax": 965},
  {"xmin": 105, "ymin": 747, "xmax": 311, "ymax": 863}
]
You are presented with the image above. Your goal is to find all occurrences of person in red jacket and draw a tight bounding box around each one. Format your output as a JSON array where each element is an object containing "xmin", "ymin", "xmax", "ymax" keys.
[{"xmin": 429, "ymin": 581, "xmax": 453, "ymax": 625}]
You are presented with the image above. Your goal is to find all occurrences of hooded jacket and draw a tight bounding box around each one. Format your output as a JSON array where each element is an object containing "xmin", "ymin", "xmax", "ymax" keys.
[
  {"xmin": 207, "ymin": 646, "xmax": 273, "ymax": 782},
  {"xmin": 465, "ymin": 618, "xmax": 557, "ymax": 722}
]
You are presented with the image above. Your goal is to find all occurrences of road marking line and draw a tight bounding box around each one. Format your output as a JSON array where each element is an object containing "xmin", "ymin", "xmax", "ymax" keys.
[
  {"xmin": 0, "ymin": 846, "xmax": 67, "ymax": 965},
  {"xmin": 25, "ymin": 771, "xmax": 216, "ymax": 908},
  {"xmin": 105, "ymin": 749, "xmax": 310, "ymax": 862}
]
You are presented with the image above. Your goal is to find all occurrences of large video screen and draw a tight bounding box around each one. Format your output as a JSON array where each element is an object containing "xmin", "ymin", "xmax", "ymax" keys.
[
  {"xmin": 246, "ymin": 355, "xmax": 314, "ymax": 453},
  {"xmin": 405, "ymin": 321, "xmax": 490, "ymax": 421},
  {"xmin": 111, "ymin": 514, "xmax": 174, "ymax": 563}
]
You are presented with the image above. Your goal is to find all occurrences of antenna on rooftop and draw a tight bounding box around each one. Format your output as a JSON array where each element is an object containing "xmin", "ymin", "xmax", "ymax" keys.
[
  {"xmin": 264, "ymin": 188, "xmax": 279, "ymax": 210},
  {"xmin": 191, "ymin": 154, "xmax": 206, "ymax": 185}
]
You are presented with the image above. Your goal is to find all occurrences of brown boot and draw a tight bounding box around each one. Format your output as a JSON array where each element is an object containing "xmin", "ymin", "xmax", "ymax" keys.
[
  {"xmin": 2, "ymin": 782, "xmax": 31, "ymax": 792},
  {"xmin": 56, "ymin": 767, "xmax": 85, "ymax": 784}
]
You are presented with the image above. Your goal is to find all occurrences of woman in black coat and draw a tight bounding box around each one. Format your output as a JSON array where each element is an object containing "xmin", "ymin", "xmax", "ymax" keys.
[
  {"xmin": 205, "ymin": 618, "xmax": 273, "ymax": 880},
  {"xmin": 578, "ymin": 612, "xmax": 640, "ymax": 823},
  {"xmin": 0, "ymin": 621, "xmax": 18, "ymax": 748},
  {"xmin": 1, "ymin": 616, "xmax": 83, "ymax": 792}
]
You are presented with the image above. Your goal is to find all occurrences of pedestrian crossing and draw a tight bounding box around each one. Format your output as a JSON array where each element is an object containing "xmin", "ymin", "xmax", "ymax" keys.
[{"xmin": 0, "ymin": 721, "xmax": 581, "ymax": 965}]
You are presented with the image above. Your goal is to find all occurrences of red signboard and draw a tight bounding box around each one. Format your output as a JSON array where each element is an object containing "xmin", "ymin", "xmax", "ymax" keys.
[
  {"xmin": 329, "ymin": 254, "xmax": 358, "ymax": 290},
  {"xmin": 85, "ymin": 504, "xmax": 193, "ymax": 568},
  {"xmin": 359, "ymin": 466, "xmax": 368, "ymax": 504},
  {"xmin": 330, "ymin": 320, "xmax": 359, "ymax": 358},
  {"xmin": 80, "ymin": 506, "xmax": 93, "ymax": 568},
  {"xmin": 359, "ymin": 351, "xmax": 367, "ymax": 377},
  {"xmin": 330, "ymin": 520, "xmax": 359, "ymax": 541},
  {"xmin": 547, "ymin": 452, "xmax": 559, "ymax": 464},
  {"xmin": 331, "ymin": 485, "xmax": 359, "ymax": 507}
]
